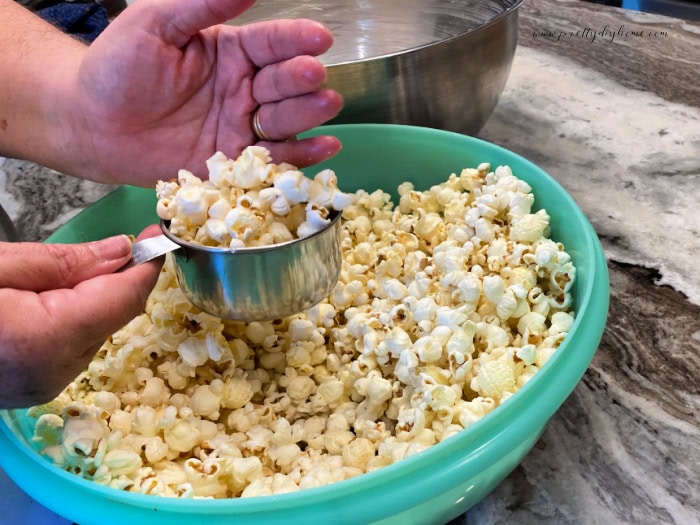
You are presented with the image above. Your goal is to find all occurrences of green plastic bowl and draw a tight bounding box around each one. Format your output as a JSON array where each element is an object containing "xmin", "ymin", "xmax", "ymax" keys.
[{"xmin": 0, "ymin": 124, "xmax": 609, "ymax": 525}]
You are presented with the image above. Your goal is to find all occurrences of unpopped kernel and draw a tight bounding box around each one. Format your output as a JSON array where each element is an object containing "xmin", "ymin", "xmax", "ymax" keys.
[{"xmin": 29, "ymin": 163, "xmax": 576, "ymax": 498}]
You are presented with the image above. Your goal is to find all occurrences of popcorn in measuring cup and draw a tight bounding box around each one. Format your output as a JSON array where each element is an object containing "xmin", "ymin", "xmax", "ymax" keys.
[{"xmin": 156, "ymin": 146, "xmax": 350, "ymax": 250}]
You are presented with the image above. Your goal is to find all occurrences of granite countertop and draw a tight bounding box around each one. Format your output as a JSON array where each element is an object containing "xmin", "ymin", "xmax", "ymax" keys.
[{"xmin": 1, "ymin": 0, "xmax": 698, "ymax": 523}]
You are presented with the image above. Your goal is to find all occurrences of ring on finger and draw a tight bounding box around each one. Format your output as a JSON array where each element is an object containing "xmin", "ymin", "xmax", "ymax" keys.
[
  {"xmin": 253, "ymin": 107, "xmax": 298, "ymax": 143},
  {"xmin": 252, "ymin": 107, "xmax": 273, "ymax": 142}
]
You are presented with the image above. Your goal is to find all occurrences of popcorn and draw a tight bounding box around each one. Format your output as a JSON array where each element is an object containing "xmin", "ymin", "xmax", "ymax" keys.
[
  {"xmin": 31, "ymin": 162, "xmax": 577, "ymax": 499},
  {"xmin": 156, "ymin": 146, "xmax": 350, "ymax": 250},
  {"xmin": 472, "ymin": 356, "xmax": 517, "ymax": 399}
]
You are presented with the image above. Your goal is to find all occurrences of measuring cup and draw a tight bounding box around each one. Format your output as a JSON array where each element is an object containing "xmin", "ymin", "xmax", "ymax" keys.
[{"xmin": 125, "ymin": 211, "xmax": 342, "ymax": 321}]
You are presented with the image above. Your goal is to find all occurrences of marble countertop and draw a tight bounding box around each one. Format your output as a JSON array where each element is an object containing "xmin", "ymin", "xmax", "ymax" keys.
[{"xmin": 1, "ymin": 0, "xmax": 698, "ymax": 523}]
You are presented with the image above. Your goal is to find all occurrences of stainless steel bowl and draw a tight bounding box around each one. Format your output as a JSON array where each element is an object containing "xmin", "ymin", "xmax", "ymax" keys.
[
  {"xmin": 0, "ymin": 203, "xmax": 17, "ymax": 242},
  {"xmin": 232, "ymin": 0, "xmax": 522, "ymax": 135},
  {"xmin": 160, "ymin": 211, "xmax": 342, "ymax": 321}
]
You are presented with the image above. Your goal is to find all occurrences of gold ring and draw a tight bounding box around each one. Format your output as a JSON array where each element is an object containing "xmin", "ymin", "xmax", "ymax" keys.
[{"xmin": 252, "ymin": 107, "xmax": 272, "ymax": 141}]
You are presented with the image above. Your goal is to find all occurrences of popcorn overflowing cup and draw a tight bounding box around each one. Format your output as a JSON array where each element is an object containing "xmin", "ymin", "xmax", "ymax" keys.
[{"xmin": 127, "ymin": 146, "xmax": 348, "ymax": 321}]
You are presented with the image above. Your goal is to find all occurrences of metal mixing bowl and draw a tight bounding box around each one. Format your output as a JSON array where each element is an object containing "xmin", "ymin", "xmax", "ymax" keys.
[
  {"xmin": 0, "ymin": 203, "xmax": 17, "ymax": 242},
  {"xmin": 231, "ymin": 0, "xmax": 522, "ymax": 134}
]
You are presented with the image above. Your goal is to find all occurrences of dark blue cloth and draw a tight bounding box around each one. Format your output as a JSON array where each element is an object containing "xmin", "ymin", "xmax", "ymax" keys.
[{"xmin": 36, "ymin": 2, "xmax": 109, "ymax": 42}]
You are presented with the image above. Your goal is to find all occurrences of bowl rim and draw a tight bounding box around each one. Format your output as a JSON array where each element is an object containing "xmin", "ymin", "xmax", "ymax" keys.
[
  {"xmin": 325, "ymin": 0, "xmax": 523, "ymax": 68},
  {"xmin": 0, "ymin": 123, "xmax": 609, "ymax": 516}
]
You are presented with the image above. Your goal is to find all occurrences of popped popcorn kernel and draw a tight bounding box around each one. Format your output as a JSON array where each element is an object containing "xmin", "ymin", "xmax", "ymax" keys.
[
  {"xmin": 156, "ymin": 147, "xmax": 350, "ymax": 250},
  {"xmin": 31, "ymin": 162, "xmax": 576, "ymax": 499}
]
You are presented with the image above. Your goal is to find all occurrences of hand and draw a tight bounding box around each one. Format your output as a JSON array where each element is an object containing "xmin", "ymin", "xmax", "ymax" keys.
[
  {"xmin": 0, "ymin": 228, "xmax": 162, "ymax": 408},
  {"xmin": 61, "ymin": 0, "xmax": 343, "ymax": 186}
]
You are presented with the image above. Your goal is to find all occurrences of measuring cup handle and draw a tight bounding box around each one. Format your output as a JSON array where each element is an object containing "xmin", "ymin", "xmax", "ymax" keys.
[{"xmin": 120, "ymin": 233, "xmax": 180, "ymax": 270}]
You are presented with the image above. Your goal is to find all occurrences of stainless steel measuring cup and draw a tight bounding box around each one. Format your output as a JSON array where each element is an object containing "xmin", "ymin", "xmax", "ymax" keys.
[{"xmin": 126, "ymin": 211, "xmax": 342, "ymax": 321}]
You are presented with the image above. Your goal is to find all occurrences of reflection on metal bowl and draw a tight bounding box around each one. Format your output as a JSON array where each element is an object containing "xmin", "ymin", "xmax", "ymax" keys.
[{"xmin": 232, "ymin": 0, "xmax": 522, "ymax": 135}]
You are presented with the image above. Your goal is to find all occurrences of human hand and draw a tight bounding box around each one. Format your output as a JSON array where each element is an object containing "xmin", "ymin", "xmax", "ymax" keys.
[
  {"xmin": 60, "ymin": 0, "xmax": 343, "ymax": 186},
  {"xmin": 0, "ymin": 228, "xmax": 162, "ymax": 408}
]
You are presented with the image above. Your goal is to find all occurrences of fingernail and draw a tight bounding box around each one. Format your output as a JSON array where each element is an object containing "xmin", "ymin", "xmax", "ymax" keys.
[{"xmin": 90, "ymin": 235, "xmax": 132, "ymax": 262}]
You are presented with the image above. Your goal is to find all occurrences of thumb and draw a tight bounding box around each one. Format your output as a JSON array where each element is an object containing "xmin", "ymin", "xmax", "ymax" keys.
[
  {"xmin": 132, "ymin": 0, "xmax": 256, "ymax": 47},
  {"xmin": 0, "ymin": 235, "xmax": 132, "ymax": 292}
]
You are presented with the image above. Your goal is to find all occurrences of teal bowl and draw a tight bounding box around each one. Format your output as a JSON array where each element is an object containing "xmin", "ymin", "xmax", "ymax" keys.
[{"xmin": 0, "ymin": 124, "xmax": 609, "ymax": 525}]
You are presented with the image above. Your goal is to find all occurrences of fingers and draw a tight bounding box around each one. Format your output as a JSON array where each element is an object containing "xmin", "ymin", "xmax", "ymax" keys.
[
  {"xmin": 238, "ymin": 19, "xmax": 334, "ymax": 67},
  {"xmin": 136, "ymin": 223, "xmax": 163, "ymax": 241},
  {"xmin": 0, "ymin": 235, "xmax": 133, "ymax": 291},
  {"xmin": 253, "ymin": 55, "xmax": 328, "ymax": 104},
  {"xmin": 253, "ymin": 88, "xmax": 343, "ymax": 141},
  {"xmin": 137, "ymin": 0, "xmax": 333, "ymax": 67},
  {"xmin": 39, "ymin": 258, "xmax": 162, "ymax": 346},
  {"xmin": 0, "ymin": 228, "xmax": 163, "ymax": 407},
  {"xmin": 251, "ymin": 87, "xmax": 343, "ymax": 167},
  {"xmin": 136, "ymin": 0, "xmax": 256, "ymax": 48},
  {"xmin": 264, "ymin": 135, "xmax": 343, "ymax": 169},
  {"xmin": 0, "ymin": 261, "xmax": 162, "ymax": 407}
]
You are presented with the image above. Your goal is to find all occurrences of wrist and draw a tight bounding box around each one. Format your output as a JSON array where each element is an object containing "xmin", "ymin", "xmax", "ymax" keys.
[{"xmin": 0, "ymin": 1, "xmax": 88, "ymax": 177}]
